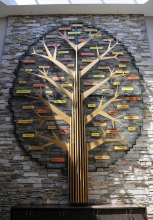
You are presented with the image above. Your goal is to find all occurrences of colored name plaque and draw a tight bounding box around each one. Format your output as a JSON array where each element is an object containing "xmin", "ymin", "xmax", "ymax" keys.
[
  {"xmin": 114, "ymin": 146, "xmax": 128, "ymax": 150},
  {"xmin": 115, "ymin": 70, "xmax": 129, "ymax": 74},
  {"xmin": 103, "ymin": 38, "xmax": 113, "ymax": 41},
  {"xmin": 39, "ymin": 66, "xmax": 50, "ymax": 69},
  {"xmin": 58, "ymin": 27, "xmax": 71, "ymax": 31},
  {"xmin": 83, "ymin": 82, "xmax": 96, "ymax": 86},
  {"xmin": 117, "ymin": 105, "xmax": 129, "ymax": 109},
  {"xmin": 58, "ymin": 51, "xmax": 69, "ymax": 54},
  {"xmin": 122, "ymin": 87, "xmax": 134, "ymax": 91},
  {"xmin": 22, "ymin": 60, "xmax": 35, "ymax": 64},
  {"xmin": 33, "ymin": 84, "xmax": 45, "ymax": 87},
  {"xmin": 118, "ymin": 58, "xmax": 129, "ymax": 62},
  {"xmin": 53, "ymin": 76, "xmax": 65, "ymax": 81},
  {"xmin": 88, "ymin": 104, "xmax": 96, "ymax": 108},
  {"xmin": 19, "ymin": 80, "xmax": 27, "ymax": 84},
  {"xmin": 102, "ymin": 89, "xmax": 114, "ymax": 93},
  {"xmin": 60, "ymin": 58, "xmax": 72, "ymax": 61},
  {"xmin": 93, "ymin": 74, "xmax": 105, "ymax": 78},
  {"xmin": 119, "ymin": 64, "xmax": 126, "ymax": 68},
  {"xmin": 16, "ymin": 90, "xmax": 31, "ymax": 94},
  {"xmin": 91, "ymin": 133, "xmax": 100, "ymax": 137},
  {"xmin": 90, "ymin": 47, "xmax": 103, "ymax": 50},
  {"xmin": 25, "ymin": 69, "xmax": 33, "ymax": 72},
  {"xmin": 22, "ymin": 133, "xmax": 35, "ymax": 138},
  {"xmin": 85, "ymin": 29, "xmax": 97, "ymax": 32},
  {"xmin": 93, "ymin": 122, "xmax": 107, "ymax": 127},
  {"xmin": 124, "ymin": 116, "xmax": 139, "ymax": 120},
  {"xmin": 108, "ymin": 110, "xmax": 117, "ymax": 115},
  {"xmin": 125, "ymin": 97, "xmax": 142, "ymax": 101},
  {"xmin": 112, "ymin": 52, "xmax": 124, "ymax": 55},
  {"xmin": 47, "ymin": 44, "xmax": 60, "ymax": 47},
  {"xmin": 60, "ymin": 129, "xmax": 69, "ymax": 134},
  {"xmin": 72, "ymin": 24, "xmax": 83, "ymax": 27},
  {"xmin": 98, "ymin": 66, "xmax": 109, "ymax": 70},
  {"xmin": 49, "ymin": 158, "xmax": 64, "ymax": 163},
  {"xmin": 37, "ymin": 109, "xmax": 50, "ymax": 113},
  {"xmin": 67, "ymin": 64, "xmax": 75, "ymax": 67},
  {"xmin": 113, "ymin": 82, "xmax": 120, "ymax": 86},
  {"xmin": 106, "ymin": 130, "xmax": 120, "ymax": 134},
  {"xmin": 128, "ymin": 127, "xmax": 137, "ymax": 131},
  {"xmin": 54, "ymin": 100, "xmax": 66, "ymax": 104},
  {"xmin": 46, "ymin": 35, "xmax": 57, "ymax": 38},
  {"xmin": 95, "ymin": 34, "xmax": 102, "ymax": 37},
  {"xmin": 128, "ymin": 76, "xmax": 140, "ymax": 80},
  {"xmin": 68, "ymin": 31, "xmax": 81, "ymax": 35},
  {"xmin": 81, "ymin": 52, "xmax": 95, "ymax": 56},
  {"xmin": 95, "ymin": 155, "xmax": 111, "ymax": 160},
  {"xmin": 48, "ymin": 126, "xmax": 57, "ymax": 129},
  {"xmin": 17, "ymin": 120, "xmax": 33, "ymax": 124},
  {"xmin": 45, "ymin": 90, "xmax": 53, "ymax": 94},
  {"xmin": 82, "ymin": 59, "xmax": 93, "ymax": 63},
  {"xmin": 22, "ymin": 105, "xmax": 35, "ymax": 109},
  {"xmin": 61, "ymin": 83, "xmax": 73, "ymax": 87},
  {"xmin": 28, "ymin": 146, "xmax": 44, "ymax": 151}
]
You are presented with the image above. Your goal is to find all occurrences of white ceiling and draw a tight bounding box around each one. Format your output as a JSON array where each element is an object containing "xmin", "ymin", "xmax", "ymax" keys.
[{"xmin": 0, "ymin": 0, "xmax": 153, "ymax": 17}]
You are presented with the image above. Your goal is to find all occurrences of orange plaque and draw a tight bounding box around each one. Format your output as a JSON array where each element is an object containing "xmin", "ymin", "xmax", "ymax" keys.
[
  {"xmin": 49, "ymin": 158, "xmax": 65, "ymax": 163},
  {"xmin": 128, "ymin": 76, "xmax": 140, "ymax": 80},
  {"xmin": 125, "ymin": 97, "xmax": 142, "ymax": 101},
  {"xmin": 37, "ymin": 109, "xmax": 50, "ymax": 113},
  {"xmin": 106, "ymin": 130, "xmax": 120, "ymax": 134}
]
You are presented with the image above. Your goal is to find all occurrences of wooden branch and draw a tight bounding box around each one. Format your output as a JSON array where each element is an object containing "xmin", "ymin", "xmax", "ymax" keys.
[
  {"xmin": 32, "ymin": 40, "xmax": 74, "ymax": 78},
  {"xmin": 36, "ymin": 132, "xmax": 69, "ymax": 151},
  {"xmin": 82, "ymin": 68, "xmax": 119, "ymax": 100},
  {"xmin": 30, "ymin": 69, "xmax": 72, "ymax": 100},
  {"xmin": 26, "ymin": 94, "xmax": 71, "ymax": 125},
  {"xmin": 99, "ymin": 111, "xmax": 124, "ymax": 126},
  {"xmin": 58, "ymin": 30, "xmax": 98, "ymax": 51},
  {"xmin": 80, "ymin": 40, "xmax": 119, "ymax": 77},
  {"xmin": 87, "ymin": 137, "xmax": 127, "ymax": 151},
  {"xmin": 85, "ymin": 89, "xmax": 120, "ymax": 124}
]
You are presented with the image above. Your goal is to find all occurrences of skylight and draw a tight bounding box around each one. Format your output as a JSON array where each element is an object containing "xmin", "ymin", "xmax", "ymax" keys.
[{"xmin": 0, "ymin": 0, "xmax": 150, "ymax": 5}]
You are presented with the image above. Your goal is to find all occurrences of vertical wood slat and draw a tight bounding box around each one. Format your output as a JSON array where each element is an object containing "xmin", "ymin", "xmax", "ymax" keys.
[{"xmin": 68, "ymin": 46, "xmax": 88, "ymax": 204}]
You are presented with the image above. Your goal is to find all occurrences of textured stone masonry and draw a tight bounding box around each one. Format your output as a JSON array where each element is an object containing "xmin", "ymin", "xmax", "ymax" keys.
[{"xmin": 0, "ymin": 15, "xmax": 153, "ymax": 220}]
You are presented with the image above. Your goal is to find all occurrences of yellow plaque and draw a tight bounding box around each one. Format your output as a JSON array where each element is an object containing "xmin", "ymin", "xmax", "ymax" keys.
[
  {"xmin": 95, "ymin": 34, "xmax": 102, "ymax": 37},
  {"xmin": 48, "ymin": 126, "xmax": 57, "ymax": 129},
  {"xmin": 95, "ymin": 155, "xmax": 111, "ymax": 160},
  {"xmin": 115, "ymin": 70, "xmax": 129, "ymax": 74},
  {"xmin": 22, "ymin": 133, "xmax": 35, "ymax": 138},
  {"xmin": 98, "ymin": 66, "xmax": 109, "ymax": 70},
  {"xmin": 61, "ymin": 84, "xmax": 73, "ymax": 87},
  {"xmin": 128, "ymin": 127, "xmax": 137, "ymax": 131},
  {"xmin": 25, "ymin": 69, "xmax": 33, "ymax": 72},
  {"xmin": 72, "ymin": 24, "xmax": 83, "ymax": 27},
  {"xmin": 103, "ymin": 38, "xmax": 113, "ymax": 41},
  {"xmin": 19, "ymin": 81, "xmax": 27, "ymax": 84},
  {"xmin": 114, "ymin": 146, "xmax": 128, "ymax": 150},
  {"xmin": 58, "ymin": 51, "xmax": 69, "ymax": 54},
  {"xmin": 91, "ymin": 133, "xmax": 100, "ymax": 137},
  {"xmin": 94, "ymin": 122, "xmax": 107, "ymax": 127},
  {"xmin": 112, "ymin": 52, "xmax": 124, "ymax": 55},
  {"xmin": 16, "ymin": 90, "xmax": 31, "ymax": 94},
  {"xmin": 117, "ymin": 105, "xmax": 129, "ymax": 109},
  {"xmin": 17, "ymin": 120, "xmax": 33, "ymax": 124},
  {"xmin": 28, "ymin": 146, "xmax": 44, "ymax": 151},
  {"xmin": 22, "ymin": 105, "xmax": 35, "ymax": 109},
  {"xmin": 93, "ymin": 75, "xmax": 105, "ymax": 78},
  {"xmin": 68, "ymin": 32, "xmax": 81, "ymax": 35},
  {"xmin": 90, "ymin": 47, "xmax": 103, "ymax": 50},
  {"xmin": 119, "ymin": 64, "xmax": 126, "ymax": 68},
  {"xmin": 54, "ymin": 100, "xmax": 66, "ymax": 104},
  {"xmin": 122, "ymin": 87, "xmax": 134, "ymax": 91},
  {"xmin": 82, "ymin": 59, "xmax": 93, "ymax": 62},
  {"xmin": 88, "ymin": 104, "xmax": 96, "ymax": 108},
  {"xmin": 39, "ymin": 66, "xmax": 50, "ymax": 68},
  {"xmin": 113, "ymin": 82, "xmax": 120, "ymax": 86},
  {"xmin": 124, "ymin": 116, "xmax": 139, "ymax": 120},
  {"xmin": 45, "ymin": 90, "xmax": 53, "ymax": 94}
]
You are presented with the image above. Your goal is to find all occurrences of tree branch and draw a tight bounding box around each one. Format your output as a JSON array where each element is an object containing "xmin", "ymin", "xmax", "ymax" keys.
[
  {"xmin": 32, "ymin": 40, "xmax": 74, "ymax": 78},
  {"xmin": 26, "ymin": 94, "xmax": 71, "ymax": 125},
  {"xmin": 80, "ymin": 40, "xmax": 120, "ymax": 77},
  {"xmin": 82, "ymin": 67, "xmax": 119, "ymax": 100},
  {"xmin": 30, "ymin": 68, "xmax": 72, "ymax": 100},
  {"xmin": 85, "ymin": 88, "xmax": 120, "ymax": 124},
  {"xmin": 36, "ymin": 132, "xmax": 69, "ymax": 151}
]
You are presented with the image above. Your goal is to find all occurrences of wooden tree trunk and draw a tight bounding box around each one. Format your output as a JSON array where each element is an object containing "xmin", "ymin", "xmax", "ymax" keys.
[{"xmin": 68, "ymin": 49, "xmax": 88, "ymax": 204}]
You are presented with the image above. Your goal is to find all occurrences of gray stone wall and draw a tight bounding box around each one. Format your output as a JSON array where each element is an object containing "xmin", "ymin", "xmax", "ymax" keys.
[{"xmin": 0, "ymin": 15, "xmax": 153, "ymax": 220}]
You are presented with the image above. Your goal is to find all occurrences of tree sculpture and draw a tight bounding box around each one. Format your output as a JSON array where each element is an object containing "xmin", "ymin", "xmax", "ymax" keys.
[{"xmin": 12, "ymin": 21, "xmax": 143, "ymax": 204}]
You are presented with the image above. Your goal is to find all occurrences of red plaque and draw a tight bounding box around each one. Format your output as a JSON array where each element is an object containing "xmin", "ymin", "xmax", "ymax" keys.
[
  {"xmin": 59, "ymin": 129, "xmax": 69, "ymax": 134},
  {"xmin": 33, "ymin": 84, "xmax": 45, "ymax": 87},
  {"xmin": 37, "ymin": 109, "xmax": 50, "ymax": 113},
  {"xmin": 22, "ymin": 60, "xmax": 35, "ymax": 63},
  {"xmin": 49, "ymin": 158, "xmax": 65, "ymax": 163},
  {"xmin": 125, "ymin": 97, "xmax": 142, "ymax": 101}
]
